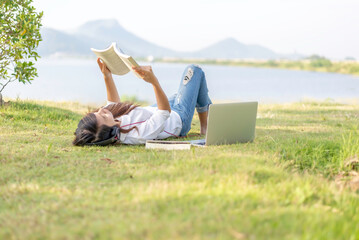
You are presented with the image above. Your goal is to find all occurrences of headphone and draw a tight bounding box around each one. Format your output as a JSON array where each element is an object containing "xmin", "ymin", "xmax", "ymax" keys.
[{"xmin": 85, "ymin": 126, "xmax": 121, "ymax": 146}]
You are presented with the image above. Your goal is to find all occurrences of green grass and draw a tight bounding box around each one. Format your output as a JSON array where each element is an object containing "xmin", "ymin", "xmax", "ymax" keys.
[{"xmin": 1, "ymin": 99, "xmax": 359, "ymax": 239}]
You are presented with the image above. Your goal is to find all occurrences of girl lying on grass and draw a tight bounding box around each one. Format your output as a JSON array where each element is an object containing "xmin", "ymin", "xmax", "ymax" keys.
[{"xmin": 73, "ymin": 58, "xmax": 212, "ymax": 146}]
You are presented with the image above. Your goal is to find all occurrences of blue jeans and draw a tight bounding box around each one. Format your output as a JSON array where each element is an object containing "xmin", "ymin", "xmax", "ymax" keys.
[{"xmin": 153, "ymin": 64, "xmax": 212, "ymax": 136}]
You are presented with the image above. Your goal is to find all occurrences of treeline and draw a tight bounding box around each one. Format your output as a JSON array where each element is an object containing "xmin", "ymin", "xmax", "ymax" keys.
[{"xmin": 157, "ymin": 55, "xmax": 359, "ymax": 76}]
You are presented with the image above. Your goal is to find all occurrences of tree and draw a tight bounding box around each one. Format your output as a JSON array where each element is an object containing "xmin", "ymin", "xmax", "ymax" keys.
[
  {"xmin": 307, "ymin": 54, "xmax": 332, "ymax": 68},
  {"xmin": 0, "ymin": 0, "xmax": 43, "ymax": 98}
]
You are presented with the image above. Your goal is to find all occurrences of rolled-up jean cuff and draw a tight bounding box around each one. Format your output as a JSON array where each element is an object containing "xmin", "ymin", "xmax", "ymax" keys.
[{"xmin": 196, "ymin": 104, "xmax": 210, "ymax": 113}]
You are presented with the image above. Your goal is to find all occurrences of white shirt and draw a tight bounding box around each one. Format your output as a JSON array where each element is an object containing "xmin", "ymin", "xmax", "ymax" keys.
[{"xmin": 106, "ymin": 103, "xmax": 182, "ymax": 145}]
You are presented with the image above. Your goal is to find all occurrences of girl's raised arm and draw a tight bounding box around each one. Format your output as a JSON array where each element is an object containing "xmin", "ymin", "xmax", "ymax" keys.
[{"xmin": 97, "ymin": 58, "xmax": 120, "ymax": 103}]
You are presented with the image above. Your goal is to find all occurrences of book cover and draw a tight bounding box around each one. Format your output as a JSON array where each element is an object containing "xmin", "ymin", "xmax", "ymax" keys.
[{"xmin": 145, "ymin": 140, "xmax": 191, "ymax": 150}]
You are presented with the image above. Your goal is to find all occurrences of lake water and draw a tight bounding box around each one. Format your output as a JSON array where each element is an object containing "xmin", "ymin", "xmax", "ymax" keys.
[{"xmin": 4, "ymin": 58, "xmax": 359, "ymax": 105}]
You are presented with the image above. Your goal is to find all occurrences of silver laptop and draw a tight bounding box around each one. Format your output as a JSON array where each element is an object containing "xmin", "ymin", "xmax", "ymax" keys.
[{"xmin": 190, "ymin": 102, "xmax": 258, "ymax": 146}]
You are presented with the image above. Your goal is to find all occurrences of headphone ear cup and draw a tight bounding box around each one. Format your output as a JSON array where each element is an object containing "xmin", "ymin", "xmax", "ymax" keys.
[
  {"xmin": 110, "ymin": 126, "xmax": 118, "ymax": 136},
  {"xmin": 111, "ymin": 126, "xmax": 121, "ymax": 141}
]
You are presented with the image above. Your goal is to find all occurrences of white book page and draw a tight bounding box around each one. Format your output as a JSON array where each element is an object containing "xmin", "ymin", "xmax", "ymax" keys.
[
  {"xmin": 114, "ymin": 48, "xmax": 142, "ymax": 79},
  {"xmin": 91, "ymin": 43, "xmax": 130, "ymax": 76}
]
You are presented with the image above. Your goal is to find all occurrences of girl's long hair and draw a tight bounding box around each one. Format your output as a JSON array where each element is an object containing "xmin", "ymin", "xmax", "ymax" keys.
[{"xmin": 73, "ymin": 102, "xmax": 139, "ymax": 146}]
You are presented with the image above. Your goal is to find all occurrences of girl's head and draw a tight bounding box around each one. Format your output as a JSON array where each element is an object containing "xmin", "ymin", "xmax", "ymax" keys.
[{"xmin": 73, "ymin": 102, "xmax": 138, "ymax": 146}]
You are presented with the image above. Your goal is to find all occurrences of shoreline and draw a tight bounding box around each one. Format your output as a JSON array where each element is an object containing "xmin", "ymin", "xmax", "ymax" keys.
[
  {"xmin": 38, "ymin": 56, "xmax": 359, "ymax": 77},
  {"xmin": 2, "ymin": 97, "xmax": 359, "ymax": 108},
  {"xmin": 155, "ymin": 58, "xmax": 359, "ymax": 77}
]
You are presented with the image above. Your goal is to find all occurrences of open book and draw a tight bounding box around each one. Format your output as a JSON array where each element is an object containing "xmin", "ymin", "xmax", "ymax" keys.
[{"xmin": 91, "ymin": 42, "xmax": 141, "ymax": 78}]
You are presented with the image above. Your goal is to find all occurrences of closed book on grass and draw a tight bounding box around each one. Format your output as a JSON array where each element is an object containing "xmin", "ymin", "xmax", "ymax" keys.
[
  {"xmin": 145, "ymin": 140, "xmax": 191, "ymax": 150},
  {"xmin": 91, "ymin": 42, "xmax": 141, "ymax": 78}
]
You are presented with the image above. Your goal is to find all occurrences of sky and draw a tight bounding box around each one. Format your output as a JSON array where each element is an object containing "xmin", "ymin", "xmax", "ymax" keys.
[{"xmin": 33, "ymin": 0, "xmax": 359, "ymax": 60}]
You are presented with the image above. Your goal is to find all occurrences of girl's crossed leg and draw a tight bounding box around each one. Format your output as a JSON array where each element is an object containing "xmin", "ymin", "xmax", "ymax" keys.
[{"xmin": 169, "ymin": 64, "xmax": 212, "ymax": 136}]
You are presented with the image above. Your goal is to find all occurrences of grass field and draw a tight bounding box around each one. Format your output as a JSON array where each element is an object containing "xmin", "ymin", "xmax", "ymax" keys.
[{"xmin": 1, "ymin": 99, "xmax": 359, "ymax": 239}]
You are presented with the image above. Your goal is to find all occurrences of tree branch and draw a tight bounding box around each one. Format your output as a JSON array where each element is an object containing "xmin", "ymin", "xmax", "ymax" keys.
[{"xmin": 0, "ymin": 77, "xmax": 16, "ymax": 93}]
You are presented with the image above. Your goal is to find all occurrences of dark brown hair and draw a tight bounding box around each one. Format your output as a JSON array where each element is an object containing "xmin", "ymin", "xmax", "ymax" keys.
[{"xmin": 73, "ymin": 102, "xmax": 139, "ymax": 146}]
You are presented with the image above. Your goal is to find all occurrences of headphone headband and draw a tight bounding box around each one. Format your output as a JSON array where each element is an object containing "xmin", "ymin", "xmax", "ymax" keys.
[{"xmin": 85, "ymin": 126, "xmax": 120, "ymax": 146}]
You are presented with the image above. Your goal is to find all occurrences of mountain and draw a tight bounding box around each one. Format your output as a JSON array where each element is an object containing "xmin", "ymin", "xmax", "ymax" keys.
[
  {"xmin": 38, "ymin": 19, "xmax": 302, "ymax": 60},
  {"xmin": 189, "ymin": 38, "xmax": 278, "ymax": 59},
  {"xmin": 74, "ymin": 19, "xmax": 179, "ymax": 57},
  {"xmin": 38, "ymin": 19, "xmax": 178, "ymax": 57},
  {"xmin": 37, "ymin": 28, "xmax": 101, "ymax": 56}
]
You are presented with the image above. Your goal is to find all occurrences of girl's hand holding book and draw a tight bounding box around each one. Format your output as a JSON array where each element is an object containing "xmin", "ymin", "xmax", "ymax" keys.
[
  {"xmin": 97, "ymin": 58, "xmax": 112, "ymax": 78},
  {"xmin": 132, "ymin": 66, "xmax": 159, "ymax": 86},
  {"xmin": 133, "ymin": 65, "xmax": 170, "ymax": 112}
]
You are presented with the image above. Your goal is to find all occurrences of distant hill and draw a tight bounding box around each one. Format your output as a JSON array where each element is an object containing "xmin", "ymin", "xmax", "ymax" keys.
[
  {"xmin": 37, "ymin": 28, "xmax": 97, "ymax": 56},
  {"xmin": 189, "ymin": 38, "xmax": 278, "ymax": 59},
  {"xmin": 38, "ymin": 19, "xmax": 178, "ymax": 57},
  {"xmin": 74, "ymin": 19, "xmax": 179, "ymax": 57},
  {"xmin": 38, "ymin": 19, "xmax": 303, "ymax": 60}
]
